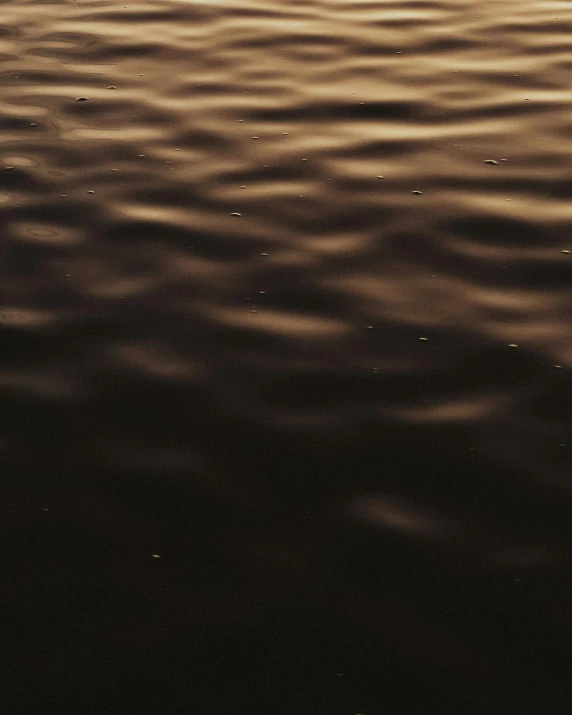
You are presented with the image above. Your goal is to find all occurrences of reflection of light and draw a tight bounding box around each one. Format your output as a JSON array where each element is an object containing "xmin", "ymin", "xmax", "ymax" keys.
[
  {"xmin": 492, "ymin": 546, "xmax": 554, "ymax": 568},
  {"xmin": 350, "ymin": 494, "xmax": 455, "ymax": 539}
]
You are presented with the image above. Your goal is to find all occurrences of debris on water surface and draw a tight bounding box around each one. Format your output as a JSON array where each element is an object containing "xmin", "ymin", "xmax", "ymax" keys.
[
  {"xmin": 231, "ymin": 212, "xmax": 242, "ymax": 216},
  {"xmin": 412, "ymin": 190, "xmax": 423, "ymax": 194},
  {"xmin": 419, "ymin": 337, "xmax": 429, "ymax": 341},
  {"xmin": 484, "ymin": 159, "xmax": 499, "ymax": 165},
  {"xmin": 509, "ymin": 343, "xmax": 518, "ymax": 348},
  {"xmin": 75, "ymin": 97, "xmax": 90, "ymax": 101}
]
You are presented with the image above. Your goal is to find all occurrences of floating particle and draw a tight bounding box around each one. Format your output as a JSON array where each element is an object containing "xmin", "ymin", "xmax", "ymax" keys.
[
  {"xmin": 107, "ymin": 86, "xmax": 117, "ymax": 89},
  {"xmin": 76, "ymin": 97, "xmax": 90, "ymax": 101},
  {"xmin": 561, "ymin": 250, "xmax": 570, "ymax": 254},
  {"xmin": 152, "ymin": 554, "xmax": 160, "ymax": 559},
  {"xmin": 252, "ymin": 136, "xmax": 259, "ymax": 139},
  {"xmin": 555, "ymin": 365, "xmax": 562, "ymax": 369},
  {"xmin": 412, "ymin": 190, "xmax": 423, "ymax": 194},
  {"xmin": 509, "ymin": 343, "xmax": 518, "ymax": 348},
  {"xmin": 260, "ymin": 252, "xmax": 268, "ymax": 256},
  {"xmin": 231, "ymin": 212, "xmax": 242, "ymax": 216},
  {"xmin": 366, "ymin": 325, "xmax": 373, "ymax": 329},
  {"xmin": 87, "ymin": 190, "xmax": 95, "ymax": 194},
  {"xmin": 419, "ymin": 337, "xmax": 429, "ymax": 341},
  {"xmin": 376, "ymin": 175, "xmax": 384, "ymax": 179},
  {"xmin": 484, "ymin": 159, "xmax": 498, "ymax": 165},
  {"xmin": 240, "ymin": 185, "xmax": 247, "ymax": 189}
]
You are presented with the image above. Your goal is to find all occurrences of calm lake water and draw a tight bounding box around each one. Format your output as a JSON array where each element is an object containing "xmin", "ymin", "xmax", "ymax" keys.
[{"xmin": 2, "ymin": 0, "xmax": 572, "ymax": 712}]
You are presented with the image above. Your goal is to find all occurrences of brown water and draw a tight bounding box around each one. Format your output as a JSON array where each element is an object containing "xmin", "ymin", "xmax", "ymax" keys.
[{"xmin": 2, "ymin": 0, "xmax": 572, "ymax": 712}]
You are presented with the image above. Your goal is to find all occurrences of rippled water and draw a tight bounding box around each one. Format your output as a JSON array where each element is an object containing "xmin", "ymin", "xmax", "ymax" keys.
[{"xmin": 2, "ymin": 0, "xmax": 572, "ymax": 712}]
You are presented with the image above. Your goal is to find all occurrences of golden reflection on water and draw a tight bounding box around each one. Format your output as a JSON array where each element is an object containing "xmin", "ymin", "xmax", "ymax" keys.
[{"xmin": 1, "ymin": 0, "xmax": 572, "ymax": 712}]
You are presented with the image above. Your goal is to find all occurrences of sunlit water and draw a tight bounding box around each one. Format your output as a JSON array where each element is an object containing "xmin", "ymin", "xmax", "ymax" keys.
[{"xmin": 2, "ymin": 1, "xmax": 572, "ymax": 712}]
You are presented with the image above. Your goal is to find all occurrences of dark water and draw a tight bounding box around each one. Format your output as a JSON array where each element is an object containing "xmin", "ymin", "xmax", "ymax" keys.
[{"xmin": 2, "ymin": 0, "xmax": 572, "ymax": 712}]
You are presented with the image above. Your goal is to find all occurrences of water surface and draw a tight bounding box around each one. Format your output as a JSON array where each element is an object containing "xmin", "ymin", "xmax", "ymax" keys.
[{"xmin": 2, "ymin": 0, "xmax": 572, "ymax": 712}]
